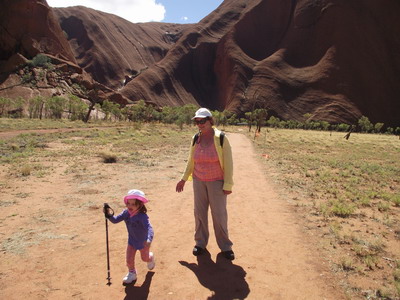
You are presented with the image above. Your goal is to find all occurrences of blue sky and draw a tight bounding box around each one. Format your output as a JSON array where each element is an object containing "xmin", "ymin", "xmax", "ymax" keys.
[{"xmin": 46, "ymin": 0, "xmax": 224, "ymax": 24}]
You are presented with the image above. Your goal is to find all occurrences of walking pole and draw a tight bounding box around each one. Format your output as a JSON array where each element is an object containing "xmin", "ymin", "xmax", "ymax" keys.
[{"xmin": 103, "ymin": 203, "xmax": 114, "ymax": 286}]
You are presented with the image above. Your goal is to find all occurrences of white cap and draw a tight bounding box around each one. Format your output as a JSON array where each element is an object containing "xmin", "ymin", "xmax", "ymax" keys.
[{"xmin": 192, "ymin": 108, "xmax": 212, "ymax": 119}]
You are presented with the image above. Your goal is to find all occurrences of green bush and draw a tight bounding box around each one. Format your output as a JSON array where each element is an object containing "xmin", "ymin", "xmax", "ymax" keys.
[{"xmin": 29, "ymin": 54, "xmax": 51, "ymax": 68}]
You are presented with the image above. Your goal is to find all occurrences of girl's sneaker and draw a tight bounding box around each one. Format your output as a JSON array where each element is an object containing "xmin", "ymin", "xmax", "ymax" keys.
[
  {"xmin": 123, "ymin": 271, "xmax": 137, "ymax": 284},
  {"xmin": 147, "ymin": 252, "xmax": 155, "ymax": 270}
]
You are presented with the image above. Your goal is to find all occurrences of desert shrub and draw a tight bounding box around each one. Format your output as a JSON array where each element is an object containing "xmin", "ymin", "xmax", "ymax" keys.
[
  {"xmin": 374, "ymin": 122, "xmax": 384, "ymax": 133},
  {"xmin": 0, "ymin": 97, "xmax": 12, "ymax": 116},
  {"xmin": 29, "ymin": 54, "xmax": 51, "ymax": 68},
  {"xmin": 329, "ymin": 200, "xmax": 356, "ymax": 217},
  {"xmin": 100, "ymin": 152, "xmax": 117, "ymax": 163},
  {"xmin": 45, "ymin": 96, "xmax": 66, "ymax": 119},
  {"xmin": 267, "ymin": 116, "xmax": 280, "ymax": 128},
  {"xmin": 27, "ymin": 96, "xmax": 45, "ymax": 119},
  {"xmin": 20, "ymin": 165, "xmax": 32, "ymax": 176},
  {"xmin": 334, "ymin": 123, "xmax": 351, "ymax": 132},
  {"xmin": 358, "ymin": 116, "xmax": 374, "ymax": 133},
  {"xmin": 67, "ymin": 95, "xmax": 88, "ymax": 121}
]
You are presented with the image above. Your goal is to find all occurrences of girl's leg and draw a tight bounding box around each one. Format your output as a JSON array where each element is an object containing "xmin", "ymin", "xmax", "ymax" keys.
[
  {"xmin": 139, "ymin": 243, "xmax": 151, "ymax": 262},
  {"xmin": 139, "ymin": 242, "xmax": 155, "ymax": 270},
  {"xmin": 126, "ymin": 244, "xmax": 137, "ymax": 272}
]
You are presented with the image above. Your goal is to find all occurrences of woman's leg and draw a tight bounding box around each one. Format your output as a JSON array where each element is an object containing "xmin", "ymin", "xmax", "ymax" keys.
[
  {"xmin": 208, "ymin": 180, "xmax": 233, "ymax": 251},
  {"xmin": 193, "ymin": 178, "xmax": 210, "ymax": 249}
]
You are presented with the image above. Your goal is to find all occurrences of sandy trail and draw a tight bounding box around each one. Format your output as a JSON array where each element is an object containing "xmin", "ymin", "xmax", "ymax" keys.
[{"xmin": 0, "ymin": 131, "xmax": 345, "ymax": 299}]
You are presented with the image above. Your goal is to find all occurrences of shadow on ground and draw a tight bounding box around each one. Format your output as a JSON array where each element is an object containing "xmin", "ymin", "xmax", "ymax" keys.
[
  {"xmin": 179, "ymin": 250, "xmax": 250, "ymax": 300},
  {"xmin": 124, "ymin": 271, "xmax": 155, "ymax": 300}
]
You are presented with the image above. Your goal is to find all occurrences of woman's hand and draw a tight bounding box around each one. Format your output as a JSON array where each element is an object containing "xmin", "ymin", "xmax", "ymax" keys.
[
  {"xmin": 176, "ymin": 180, "xmax": 186, "ymax": 192},
  {"xmin": 223, "ymin": 190, "xmax": 232, "ymax": 195}
]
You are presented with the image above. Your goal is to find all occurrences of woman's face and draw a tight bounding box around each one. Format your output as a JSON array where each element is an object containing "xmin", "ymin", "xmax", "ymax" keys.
[{"xmin": 194, "ymin": 117, "xmax": 212, "ymax": 132}]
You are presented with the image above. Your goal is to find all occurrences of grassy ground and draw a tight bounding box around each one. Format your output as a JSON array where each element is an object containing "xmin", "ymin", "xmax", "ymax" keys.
[
  {"xmin": 1, "ymin": 119, "xmax": 399, "ymax": 299},
  {"xmin": 247, "ymin": 127, "xmax": 400, "ymax": 299},
  {"xmin": 0, "ymin": 118, "xmax": 127, "ymax": 132}
]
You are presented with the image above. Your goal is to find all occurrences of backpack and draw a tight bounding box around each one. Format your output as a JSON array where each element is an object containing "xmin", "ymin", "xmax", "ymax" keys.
[{"xmin": 192, "ymin": 131, "xmax": 225, "ymax": 147}]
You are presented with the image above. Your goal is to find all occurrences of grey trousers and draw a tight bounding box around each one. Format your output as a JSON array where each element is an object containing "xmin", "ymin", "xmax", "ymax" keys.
[{"xmin": 193, "ymin": 178, "xmax": 233, "ymax": 251}]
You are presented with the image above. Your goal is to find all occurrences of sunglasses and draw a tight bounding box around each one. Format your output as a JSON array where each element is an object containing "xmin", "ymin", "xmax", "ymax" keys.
[{"xmin": 194, "ymin": 118, "xmax": 209, "ymax": 125}]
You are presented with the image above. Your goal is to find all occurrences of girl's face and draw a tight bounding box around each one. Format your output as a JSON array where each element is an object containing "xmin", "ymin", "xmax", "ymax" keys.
[{"xmin": 126, "ymin": 198, "xmax": 141, "ymax": 213}]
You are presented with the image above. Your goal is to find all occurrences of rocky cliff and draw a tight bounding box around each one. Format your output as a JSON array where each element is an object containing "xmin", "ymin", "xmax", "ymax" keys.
[
  {"xmin": 53, "ymin": 6, "xmax": 191, "ymax": 91},
  {"xmin": 1, "ymin": 0, "xmax": 399, "ymax": 126},
  {"xmin": 120, "ymin": 0, "xmax": 400, "ymax": 127}
]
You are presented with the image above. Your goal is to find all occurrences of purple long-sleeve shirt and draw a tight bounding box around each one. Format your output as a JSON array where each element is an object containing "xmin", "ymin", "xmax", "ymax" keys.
[{"xmin": 108, "ymin": 209, "xmax": 154, "ymax": 250}]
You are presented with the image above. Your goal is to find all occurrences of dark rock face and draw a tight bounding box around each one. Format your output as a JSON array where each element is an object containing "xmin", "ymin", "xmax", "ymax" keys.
[
  {"xmin": 0, "ymin": 0, "xmax": 76, "ymax": 63},
  {"xmin": 120, "ymin": 0, "xmax": 400, "ymax": 127},
  {"xmin": 53, "ymin": 6, "xmax": 191, "ymax": 90},
  {"xmin": 1, "ymin": 0, "xmax": 399, "ymax": 127}
]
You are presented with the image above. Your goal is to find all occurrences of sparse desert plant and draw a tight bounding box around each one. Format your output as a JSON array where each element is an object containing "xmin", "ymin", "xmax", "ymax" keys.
[
  {"xmin": 99, "ymin": 152, "xmax": 117, "ymax": 163},
  {"xmin": 29, "ymin": 53, "xmax": 51, "ymax": 68},
  {"xmin": 329, "ymin": 200, "xmax": 355, "ymax": 217},
  {"xmin": 339, "ymin": 256, "xmax": 355, "ymax": 271},
  {"xmin": 392, "ymin": 194, "xmax": 400, "ymax": 207},
  {"xmin": 20, "ymin": 165, "xmax": 32, "ymax": 176},
  {"xmin": 378, "ymin": 201, "xmax": 391, "ymax": 212}
]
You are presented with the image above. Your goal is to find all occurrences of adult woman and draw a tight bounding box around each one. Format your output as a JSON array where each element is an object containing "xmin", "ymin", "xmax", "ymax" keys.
[{"xmin": 176, "ymin": 108, "xmax": 235, "ymax": 260}]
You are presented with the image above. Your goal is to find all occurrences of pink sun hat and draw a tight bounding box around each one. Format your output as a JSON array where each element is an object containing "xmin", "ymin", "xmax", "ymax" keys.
[{"xmin": 124, "ymin": 189, "xmax": 149, "ymax": 204}]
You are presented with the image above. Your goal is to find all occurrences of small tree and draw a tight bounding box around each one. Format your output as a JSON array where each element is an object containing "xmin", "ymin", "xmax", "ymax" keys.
[
  {"xmin": 253, "ymin": 108, "xmax": 268, "ymax": 133},
  {"xmin": 27, "ymin": 96, "xmax": 45, "ymax": 119},
  {"xmin": 101, "ymin": 100, "xmax": 121, "ymax": 121},
  {"xmin": 45, "ymin": 96, "xmax": 66, "ymax": 119},
  {"xmin": 227, "ymin": 113, "xmax": 238, "ymax": 125},
  {"xmin": 374, "ymin": 122, "xmax": 384, "ymax": 133},
  {"xmin": 68, "ymin": 95, "xmax": 88, "ymax": 121},
  {"xmin": 245, "ymin": 112, "xmax": 253, "ymax": 132},
  {"xmin": 358, "ymin": 116, "xmax": 373, "ymax": 133},
  {"xmin": 0, "ymin": 97, "xmax": 12, "ymax": 116},
  {"xmin": 267, "ymin": 116, "xmax": 280, "ymax": 128}
]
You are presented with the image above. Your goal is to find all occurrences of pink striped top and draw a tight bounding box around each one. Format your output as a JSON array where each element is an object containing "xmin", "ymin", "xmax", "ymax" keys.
[{"xmin": 193, "ymin": 143, "xmax": 224, "ymax": 181}]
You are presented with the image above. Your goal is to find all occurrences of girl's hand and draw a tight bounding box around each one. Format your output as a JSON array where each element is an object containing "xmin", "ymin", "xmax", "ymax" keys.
[
  {"xmin": 223, "ymin": 190, "xmax": 232, "ymax": 195},
  {"xmin": 176, "ymin": 180, "xmax": 186, "ymax": 193}
]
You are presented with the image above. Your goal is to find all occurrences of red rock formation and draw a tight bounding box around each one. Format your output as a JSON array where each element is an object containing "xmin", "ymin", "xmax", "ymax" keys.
[
  {"xmin": 1, "ymin": 0, "xmax": 399, "ymax": 127},
  {"xmin": 120, "ymin": 0, "xmax": 400, "ymax": 127},
  {"xmin": 53, "ymin": 6, "xmax": 191, "ymax": 90},
  {"xmin": 0, "ymin": 0, "xmax": 76, "ymax": 64},
  {"xmin": 0, "ymin": 0, "xmax": 131, "ymax": 109}
]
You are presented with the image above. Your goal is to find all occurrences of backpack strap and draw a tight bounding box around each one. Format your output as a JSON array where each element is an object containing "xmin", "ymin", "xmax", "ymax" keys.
[
  {"xmin": 192, "ymin": 132, "xmax": 200, "ymax": 146},
  {"xmin": 219, "ymin": 131, "xmax": 225, "ymax": 147},
  {"xmin": 192, "ymin": 131, "xmax": 224, "ymax": 147}
]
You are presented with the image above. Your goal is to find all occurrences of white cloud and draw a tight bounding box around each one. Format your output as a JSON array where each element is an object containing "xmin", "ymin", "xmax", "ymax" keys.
[
  {"xmin": 47, "ymin": 0, "xmax": 166, "ymax": 23},
  {"xmin": 181, "ymin": 16, "xmax": 188, "ymax": 21}
]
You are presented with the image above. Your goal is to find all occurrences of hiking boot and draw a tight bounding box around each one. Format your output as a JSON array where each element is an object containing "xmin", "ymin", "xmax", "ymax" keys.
[
  {"xmin": 222, "ymin": 250, "xmax": 235, "ymax": 260},
  {"xmin": 147, "ymin": 252, "xmax": 155, "ymax": 270},
  {"xmin": 123, "ymin": 271, "xmax": 137, "ymax": 284},
  {"xmin": 192, "ymin": 246, "xmax": 205, "ymax": 256}
]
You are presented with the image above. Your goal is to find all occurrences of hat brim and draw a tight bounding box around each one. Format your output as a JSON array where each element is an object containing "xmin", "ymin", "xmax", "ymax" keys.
[
  {"xmin": 124, "ymin": 195, "xmax": 149, "ymax": 204},
  {"xmin": 192, "ymin": 115, "xmax": 210, "ymax": 119}
]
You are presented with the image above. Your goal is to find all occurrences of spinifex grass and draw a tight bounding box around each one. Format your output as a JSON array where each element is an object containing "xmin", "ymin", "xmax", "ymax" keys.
[
  {"xmin": 250, "ymin": 129, "xmax": 400, "ymax": 217},
  {"xmin": 1, "ymin": 120, "xmax": 195, "ymax": 174},
  {"xmin": 0, "ymin": 117, "xmax": 125, "ymax": 131},
  {"xmin": 249, "ymin": 128, "xmax": 400, "ymax": 298}
]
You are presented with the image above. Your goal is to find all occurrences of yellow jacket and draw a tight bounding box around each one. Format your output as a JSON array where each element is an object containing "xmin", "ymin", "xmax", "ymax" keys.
[{"xmin": 181, "ymin": 128, "xmax": 234, "ymax": 191}]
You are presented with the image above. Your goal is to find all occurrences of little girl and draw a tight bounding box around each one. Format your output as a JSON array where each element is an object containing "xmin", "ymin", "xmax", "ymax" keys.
[{"xmin": 104, "ymin": 189, "xmax": 155, "ymax": 284}]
